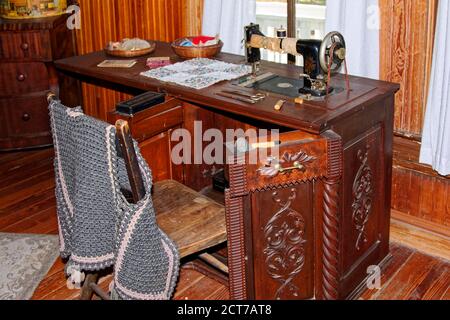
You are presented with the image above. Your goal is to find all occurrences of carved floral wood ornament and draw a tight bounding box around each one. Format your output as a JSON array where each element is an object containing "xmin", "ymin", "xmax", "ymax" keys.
[
  {"xmin": 304, "ymin": 56, "xmax": 317, "ymax": 76},
  {"xmin": 352, "ymin": 146, "xmax": 373, "ymax": 251},
  {"xmin": 258, "ymin": 151, "xmax": 317, "ymax": 178},
  {"xmin": 263, "ymin": 188, "xmax": 306, "ymax": 300}
]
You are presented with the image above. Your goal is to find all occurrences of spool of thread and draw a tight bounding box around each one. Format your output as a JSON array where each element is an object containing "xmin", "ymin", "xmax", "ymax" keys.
[
  {"xmin": 276, "ymin": 26, "xmax": 287, "ymax": 39},
  {"xmin": 281, "ymin": 38, "xmax": 298, "ymax": 56},
  {"xmin": 250, "ymin": 35, "xmax": 283, "ymax": 53}
]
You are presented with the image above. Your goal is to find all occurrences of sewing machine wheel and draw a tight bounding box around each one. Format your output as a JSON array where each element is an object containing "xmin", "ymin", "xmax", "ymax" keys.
[{"xmin": 319, "ymin": 31, "xmax": 346, "ymax": 74}]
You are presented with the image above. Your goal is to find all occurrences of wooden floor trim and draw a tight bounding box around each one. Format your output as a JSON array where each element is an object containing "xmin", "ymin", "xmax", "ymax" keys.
[{"xmin": 392, "ymin": 209, "xmax": 450, "ymax": 238}]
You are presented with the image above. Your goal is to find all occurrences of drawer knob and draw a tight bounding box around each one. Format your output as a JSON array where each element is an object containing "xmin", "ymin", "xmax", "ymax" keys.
[
  {"xmin": 21, "ymin": 43, "xmax": 29, "ymax": 51},
  {"xmin": 17, "ymin": 74, "xmax": 26, "ymax": 82},
  {"xmin": 22, "ymin": 113, "xmax": 31, "ymax": 122}
]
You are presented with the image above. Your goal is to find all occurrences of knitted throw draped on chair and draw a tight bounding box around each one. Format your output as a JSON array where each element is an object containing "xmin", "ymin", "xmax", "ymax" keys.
[{"xmin": 49, "ymin": 100, "xmax": 179, "ymax": 300}]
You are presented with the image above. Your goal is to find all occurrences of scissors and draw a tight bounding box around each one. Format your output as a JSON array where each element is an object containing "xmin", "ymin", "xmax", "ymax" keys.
[{"xmin": 220, "ymin": 90, "xmax": 266, "ymax": 102}]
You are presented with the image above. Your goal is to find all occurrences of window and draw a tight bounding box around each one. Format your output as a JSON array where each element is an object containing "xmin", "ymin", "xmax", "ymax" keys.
[
  {"xmin": 295, "ymin": 0, "xmax": 327, "ymax": 40},
  {"xmin": 256, "ymin": 0, "xmax": 327, "ymax": 65},
  {"xmin": 256, "ymin": 0, "xmax": 288, "ymax": 63}
]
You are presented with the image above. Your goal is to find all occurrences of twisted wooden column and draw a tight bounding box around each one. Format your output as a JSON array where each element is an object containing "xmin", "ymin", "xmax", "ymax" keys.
[{"xmin": 322, "ymin": 177, "xmax": 341, "ymax": 300}]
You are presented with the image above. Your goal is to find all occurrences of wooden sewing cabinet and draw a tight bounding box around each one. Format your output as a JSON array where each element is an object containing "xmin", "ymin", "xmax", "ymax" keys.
[{"xmin": 55, "ymin": 43, "xmax": 399, "ymax": 300}]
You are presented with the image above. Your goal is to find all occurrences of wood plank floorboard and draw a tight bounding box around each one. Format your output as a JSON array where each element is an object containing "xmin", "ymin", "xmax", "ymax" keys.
[
  {"xmin": 359, "ymin": 243, "xmax": 414, "ymax": 300},
  {"xmin": 0, "ymin": 148, "xmax": 448, "ymax": 300},
  {"xmin": 390, "ymin": 219, "xmax": 450, "ymax": 261}
]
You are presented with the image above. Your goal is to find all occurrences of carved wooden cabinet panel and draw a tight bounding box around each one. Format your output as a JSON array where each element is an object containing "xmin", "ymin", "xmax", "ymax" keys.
[
  {"xmin": 226, "ymin": 130, "xmax": 342, "ymax": 300},
  {"xmin": 341, "ymin": 125, "xmax": 384, "ymax": 281},
  {"xmin": 250, "ymin": 184, "xmax": 315, "ymax": 300},
  {"xmin": 328, "ymin": 95, "xmax": 394, "ymax": 299}
]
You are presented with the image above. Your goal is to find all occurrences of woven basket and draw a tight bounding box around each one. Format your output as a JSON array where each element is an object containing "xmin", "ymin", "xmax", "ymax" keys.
[
  {"xmin": 105, "ymin": 42, "xmax": 156, "ymax": 58},
  {"xmin": 171, "ymin": 37, "xmax": 223, "ymax": 59}
]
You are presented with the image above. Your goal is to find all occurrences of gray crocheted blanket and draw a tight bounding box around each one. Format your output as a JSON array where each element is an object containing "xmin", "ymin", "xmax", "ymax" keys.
[{"xmin": 49, "ymin": 100, "xmax": 179, "ymax": 300}]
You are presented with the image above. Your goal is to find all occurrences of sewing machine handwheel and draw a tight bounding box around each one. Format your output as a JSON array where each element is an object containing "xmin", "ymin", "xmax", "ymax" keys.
[{"xmin": 319, "ymin": 31, "xmax": 346, "ymax": 74}]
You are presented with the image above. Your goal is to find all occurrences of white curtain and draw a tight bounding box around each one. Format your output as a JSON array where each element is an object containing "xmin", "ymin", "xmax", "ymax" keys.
[
  {"xmin": 325, "ymin": 0, "xmax": 380, "ymax": 79},
  {"xmin": 420, "ymin": 1, "xmax": 450, "ymax": 176},
  {"xmin": 202, "ymin": 0, "xmax": 256, "ymax": 55}
]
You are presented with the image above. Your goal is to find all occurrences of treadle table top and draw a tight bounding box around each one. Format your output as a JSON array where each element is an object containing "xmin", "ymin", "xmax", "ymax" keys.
[{"xmin": 55, "ymin": 41, "xmax": 399, "ymax": 134}]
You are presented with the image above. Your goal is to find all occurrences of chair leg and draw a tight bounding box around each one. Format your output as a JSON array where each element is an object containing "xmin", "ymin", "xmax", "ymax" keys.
[
  {"xmin": 79, "ymin": 254, "xmax": 228, "ymax": 300},
  {"xmin": 199, "ymin": 253, "xmax": 229, "ymax": 274},
  {"xmin": 90, "ymin": 283, "xmax": 111, "ymax": 300},
  {"xmin": 80, "ymin": 273, "xmax": 99, "ymax": 300},
  {"xmin": 182, "ymin": 256, "xmax": 229, "ymax": 287}
]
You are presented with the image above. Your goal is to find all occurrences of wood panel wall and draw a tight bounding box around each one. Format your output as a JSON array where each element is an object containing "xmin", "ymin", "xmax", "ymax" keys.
[
  {"xmin": 74, "ymin": 0, "xmax": 201, "ymax": 120},
  {"xmin": 380, "ymin": 0, "xmax": 449, "ymax": 237},
  {"xmin": 182, "ymin": 0, "xmax": 204, "ymax": 36},
  {"xmin": 391, "ymin": 137, "xmax": 450, "ymax": 236},
  {"xmin": 379, "ymin": 0, "xmax": 438, "ymax": 137}
]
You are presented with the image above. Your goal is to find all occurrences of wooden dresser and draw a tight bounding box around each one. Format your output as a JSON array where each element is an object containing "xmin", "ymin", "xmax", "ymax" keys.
[{"xmin": 0, "ymin": 15, "xmax": 79, "ymax": 151}]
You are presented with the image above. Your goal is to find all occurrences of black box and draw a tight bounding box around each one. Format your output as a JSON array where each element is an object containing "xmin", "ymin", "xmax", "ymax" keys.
[{"xmin": 116, "ymin": 91, "xmax": 166, "ymax": 115}]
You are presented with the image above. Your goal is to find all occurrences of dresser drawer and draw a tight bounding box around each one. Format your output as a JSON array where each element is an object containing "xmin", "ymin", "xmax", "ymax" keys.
[
  {"xmin": 0, "ymin": 62, "xmax": 49, "ymax": 96},
  {"xmin": 132, "ymin": 106, "xmax": 184, "ymax": 142},
  {"xmin": 0, "ymin": 93, "xmax": 51, "ymax": 137},
  {"xmin": 0, "ymin": 30, "xmax": 52, "ymax": 61}
]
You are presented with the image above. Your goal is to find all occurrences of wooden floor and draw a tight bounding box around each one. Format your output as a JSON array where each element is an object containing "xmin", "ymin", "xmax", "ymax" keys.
[{"xmin": 0, "ymin": 148, "xmax": 449, "ymax": 300}]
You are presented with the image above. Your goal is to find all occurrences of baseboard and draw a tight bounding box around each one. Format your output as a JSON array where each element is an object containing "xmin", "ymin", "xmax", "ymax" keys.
[
  {"xmin": 391, "ymin": 209, "xmax": 450, "ymax": 238},
  {"xmin": 391, "ymin": 137, "xmax": 449, "ymax": 239},
  {"xmin": 390, "ymin": 213, "xmax": 450, "ymax": 261}
]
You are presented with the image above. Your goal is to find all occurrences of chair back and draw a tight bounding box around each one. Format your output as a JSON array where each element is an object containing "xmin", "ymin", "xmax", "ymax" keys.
[{"xmin": 47, "ymin": 93, "xmax": 145, "ymax": 203}]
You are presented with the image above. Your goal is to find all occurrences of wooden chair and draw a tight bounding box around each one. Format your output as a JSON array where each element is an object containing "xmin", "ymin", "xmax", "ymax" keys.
[{"xmin": 47, "ymin": 94, "xmax": 228, "ymax": 300}]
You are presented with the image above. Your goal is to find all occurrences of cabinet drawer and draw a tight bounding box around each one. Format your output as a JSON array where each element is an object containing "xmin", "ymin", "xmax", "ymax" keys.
[
  {"xmin": 0, "ymin": 62, "xmax": 49, "ymax": 96},
  {"xmin": 0, "ymin": 93, "xmax": 51, "ymax": 137},
  {"xmin": 132, "ymin": 106, "xmax": 183, "ymax": 142},
  {"xmin": 0, "ymin": 31, "xmax": 52, "ymax": 61}
]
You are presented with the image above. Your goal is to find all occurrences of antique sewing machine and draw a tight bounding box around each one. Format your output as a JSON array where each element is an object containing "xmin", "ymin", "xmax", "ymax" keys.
[{"xmin": 243, "ymin": 23, "xmax": 347, "ymax": 99}]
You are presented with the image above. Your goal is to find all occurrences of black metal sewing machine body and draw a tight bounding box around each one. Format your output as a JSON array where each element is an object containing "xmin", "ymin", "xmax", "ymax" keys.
[
  {"xmin": 245, "ymin": 24, "xmax": 264, "ymax": 64},
  {"xmin": 296, "ymin": 39, "xmax": 327, "ymax": 96},
  {"xmin": 244, "ymin": 23, "xmax": 346, "ymax": 98}
]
